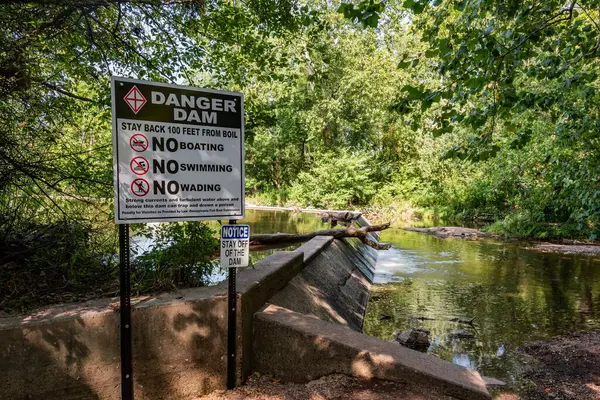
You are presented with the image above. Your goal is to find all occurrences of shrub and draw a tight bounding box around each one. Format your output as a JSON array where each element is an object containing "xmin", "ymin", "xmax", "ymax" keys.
[{"xmin": 288, "ymin": 151, "xmax": 379, "ymax": 209}]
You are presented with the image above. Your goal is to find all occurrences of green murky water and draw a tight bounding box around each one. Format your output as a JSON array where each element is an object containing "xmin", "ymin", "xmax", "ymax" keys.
[
  {"xmin": 363, "ymin": 228, "xmax": 600, "ymax": 382},
  {"xmin": 229, "ymin": 208, "xmax": 328, "ymax": 235}
]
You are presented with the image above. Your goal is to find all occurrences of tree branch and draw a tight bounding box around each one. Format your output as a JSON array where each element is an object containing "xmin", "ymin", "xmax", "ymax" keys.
[
  {"xmin": 249, "ymin": 223, "xmax": 391, "ymax": 250},
  {"xmin": 579, "ymin": 4, "xmax": 600, "ymax": 32},
  {"xmin": 41, "ymin": 82, "xmax": 96, "ymax": 102},
  {"xmin": 499, "ymin": 3, "xmax": 576, "ymax": 60}
]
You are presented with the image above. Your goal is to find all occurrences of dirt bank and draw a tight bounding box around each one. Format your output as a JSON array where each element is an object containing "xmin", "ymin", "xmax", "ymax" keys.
[
  {"xmin": 402, "ymin": 227, "xmax": 600, "ymax": 256},
  {"xmin": 518, "ymin": 330, "xmax": 600, "ymax": 399},
  {"xmin": 402, "ymin": 226, "xmax": 499, "ymax": 239},
  {"xmin": 199, "ymin": 374, "xmax": 455, "ymax": 400},
  {"xmin": 523, "ymin": 243, "xmax": 600, "ymax": 257}
]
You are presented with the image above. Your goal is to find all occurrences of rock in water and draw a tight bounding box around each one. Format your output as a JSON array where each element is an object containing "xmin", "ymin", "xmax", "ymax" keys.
[
  {"xmin": 395, "ymin": 328, "xmax": 430, "ymax": 351},
  {"xmin": 449, "ymin": 329, "xmax": 475, "ymax": 339}
]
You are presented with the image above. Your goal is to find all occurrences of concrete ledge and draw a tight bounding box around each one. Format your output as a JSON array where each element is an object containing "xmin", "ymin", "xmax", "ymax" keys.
[
  {"xmin": 0, "ymin": 251, "xmax": 307, "ymax": 399},
  {"xmin": 0, "ymin": 221, "xmax": 382, "ymax": 399},
  {"xmin": 0, "ymin": 290, "xmax": 229, "ymax": 400},
  {"xmin": 253, "ymin": 304, "xmax": 491, "ymax": 400},
  {"xmin": 236, "ymin": 251, "xmax": 305, "ymax": 381},
  {"xmin": 236, "ymin": 251, "xmax": 305, "ymax": 295},
  {"xmin": 293, "ymin": 235, "xmax": 334, "ymax": 264}
]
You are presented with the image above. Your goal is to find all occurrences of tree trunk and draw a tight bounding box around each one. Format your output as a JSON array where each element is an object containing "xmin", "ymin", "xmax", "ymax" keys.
[{"xmin": 250, "ymin": 223, "xmax": 391, "ymax": 250}]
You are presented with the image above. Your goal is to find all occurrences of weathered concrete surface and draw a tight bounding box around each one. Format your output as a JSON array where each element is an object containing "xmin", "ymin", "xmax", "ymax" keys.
[
  {"xmin": 253, "ymin": 304, "xmax": 491, "ymax": 400},
  {"xmin": 340, "ymin": 236, "xmax": 378, "ymax": 283},
  {"xmin": 0, "ymin": 285, "xmax": 229, "ymax": 400},
  {"xmin": 269, "ymin": 237, "xmax": 373, "ymax": 332},
  {"xmin": 236, "ymin": 251, "xmax": 304, "ymax": 381},
  {"xmin": 293, "ymin": 235, "xmax": 334, "ymax": 264},
  {"xmin": 0, "ymin": 251, "xmax": 306, "ymax": 400}
]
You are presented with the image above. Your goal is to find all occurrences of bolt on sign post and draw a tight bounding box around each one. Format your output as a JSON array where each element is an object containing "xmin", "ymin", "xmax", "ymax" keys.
[{"xmin": 111, "ymin": 77, "xmax": 244, "ymax": 400}]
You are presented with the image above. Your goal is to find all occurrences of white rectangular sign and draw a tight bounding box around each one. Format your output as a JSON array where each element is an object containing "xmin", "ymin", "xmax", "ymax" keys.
[
  {"xmin": 220, "ymin": 225, "xmax": 250, "ymax": 268},
  {"xmin": 111, "ymin": 77, "xmax": 244, "ymax": 223}
]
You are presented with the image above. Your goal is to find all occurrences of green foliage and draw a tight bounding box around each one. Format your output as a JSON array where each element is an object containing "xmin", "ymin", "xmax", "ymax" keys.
[
  {"xmin": 289, "ymin": 152, "xmax": 380, "ymax": 209},
  {"xmin": 0, "ymin": 0, "xmax": 308, "ymax": 311},
  {"xmin": 0, "ymin": 221, "xmax": 117, "ymax": 313},
  {"xmin": 338, "ymin": 0, "xmax": 385, "ymax": 27},
  {"xmin": 335, "ymin": 0, "xmax": 600, "ymax": 239},
  {"xmin": 485, "ymin": 212, "xmax": 584, "ymax": 240},
  {"xmin": 132, "ymin": 222, "xmax": 219, "ymax": 294}
]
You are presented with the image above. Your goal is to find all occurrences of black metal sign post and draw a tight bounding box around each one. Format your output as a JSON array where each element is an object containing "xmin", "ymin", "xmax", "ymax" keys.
[
  {"xmin": 227, "ymin": 219, "xmax": 237, "ymax": 390},
  {"xmin": 119, "ymin": 224, "xmax": 134, "ymax": 400}
]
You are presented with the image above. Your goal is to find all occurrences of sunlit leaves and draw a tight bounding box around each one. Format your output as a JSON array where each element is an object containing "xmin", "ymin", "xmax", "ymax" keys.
[
  {"xmin": 338, "ymin": 0, "xmax": 385, "ymax": 28},
  {"xmin": 403, "ymin": 0, "xmax": 427, "ymax": 14}
]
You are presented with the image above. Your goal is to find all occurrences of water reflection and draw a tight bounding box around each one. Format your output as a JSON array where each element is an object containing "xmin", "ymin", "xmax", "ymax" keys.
[{"xmin": 364, "ymin": 228, "xmax": 600, "ymax": 382}]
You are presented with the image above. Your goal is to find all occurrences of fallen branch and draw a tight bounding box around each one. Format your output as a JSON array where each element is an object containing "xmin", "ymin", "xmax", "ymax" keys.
[
  {"xmin": 250, "ymin": 223, "xmax": 391, "ymax": 250},
  {"xmin": 319, "ymin": 211, "xmax": 362, "ymax": 227}
]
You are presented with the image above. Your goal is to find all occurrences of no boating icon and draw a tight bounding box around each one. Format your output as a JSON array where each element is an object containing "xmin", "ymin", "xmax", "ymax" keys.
[
  {"xmin": 130, "ymin": 133, "xmax": 148, "ymax": 152},
  {"xmin": 131, "ymin": 178, "xmax": 149, "ymax": 197},
  {"xmin": 130, "ymin": 156, "xmax": 149, "ymax": 175}
]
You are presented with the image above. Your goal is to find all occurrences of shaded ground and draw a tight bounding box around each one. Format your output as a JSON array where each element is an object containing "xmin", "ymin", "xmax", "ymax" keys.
[
  {"xmin": 200, "ymin": 374, "xmax": 456, "ymax": 400},
  {"xmin": 519, "ymin": 330, "xmax": 600, "ymax": 399}
]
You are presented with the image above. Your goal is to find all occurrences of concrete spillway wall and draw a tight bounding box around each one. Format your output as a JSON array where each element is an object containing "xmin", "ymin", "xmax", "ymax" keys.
[
  {"xmin": 269, "ymin": 237, "xmax": 372, "ymax": 332},
  {"xmin": 0, "ymin": 218, "xmax": 490, "ymax": 400}
]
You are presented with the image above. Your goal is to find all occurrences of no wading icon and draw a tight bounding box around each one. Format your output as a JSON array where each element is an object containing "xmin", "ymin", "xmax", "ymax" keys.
[{"xmin": 131, "ymin": 178, "xmax": 149, "ymax": 197}]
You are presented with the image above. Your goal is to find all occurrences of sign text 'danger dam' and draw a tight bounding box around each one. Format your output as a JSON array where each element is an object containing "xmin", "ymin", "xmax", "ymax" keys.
[{"xmin": 112, "ymin": 77, "xmax": 245, "ymax": 223}]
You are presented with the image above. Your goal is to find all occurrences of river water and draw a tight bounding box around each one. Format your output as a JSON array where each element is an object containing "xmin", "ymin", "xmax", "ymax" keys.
[{"xmin": 363, "ymin": 228, "xmax": 600, "ymax": 383}]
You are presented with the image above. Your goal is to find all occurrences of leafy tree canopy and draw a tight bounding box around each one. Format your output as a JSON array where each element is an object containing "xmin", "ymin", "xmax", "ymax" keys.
[{"xmin": 0, "ymin": 0, "xmax": 309, "ymax": 228}]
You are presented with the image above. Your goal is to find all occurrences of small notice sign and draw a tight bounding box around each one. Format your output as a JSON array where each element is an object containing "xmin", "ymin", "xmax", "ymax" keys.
[
  {"xmin": 220, "ymin": 225, "xmax": 250, "ymax": 268},
  {"xmin": 111, "ymin": 77, "xmax": 245, "ymax": 224}
]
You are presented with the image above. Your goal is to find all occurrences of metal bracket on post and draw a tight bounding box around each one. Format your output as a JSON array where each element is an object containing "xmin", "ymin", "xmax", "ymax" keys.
[
  {"xmin": 119, "ymin": 224, "xmax": 133, "ymax": 400},
  {"xmin": 227, "ymin": 219, "xmax": 237, "ymax": 390}
]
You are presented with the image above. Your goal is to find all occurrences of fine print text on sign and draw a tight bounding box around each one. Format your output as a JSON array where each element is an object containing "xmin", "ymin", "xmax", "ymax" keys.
[
  {"xmin": 111, "ymin": 77, "xmax": 245, "ymax": 224},
  {"xmin": 220, "ymin": 225, "xmax": 250, "ymax": 268}
]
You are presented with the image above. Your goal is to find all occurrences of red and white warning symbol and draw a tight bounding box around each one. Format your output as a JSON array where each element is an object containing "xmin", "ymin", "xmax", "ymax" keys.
[
  {"xmin": 130, "ymin": 156, "xmax": 149, "ymax": 175},
  {"xmin": 130, "ymin": 178, "xmax": 150, "ymax": 197},
  {"xmin": 124, "ymin": 85, "xmax": 147, "ymax": 114},
  {"xmin": 130, "ymin": 133, "xmax": 148, "ymax": 152}
]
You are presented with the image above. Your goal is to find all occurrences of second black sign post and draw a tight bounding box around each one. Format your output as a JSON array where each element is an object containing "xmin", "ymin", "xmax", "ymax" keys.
[{"xmin": 227, "ymin": 219, "xmax": 237, "ymax": 390}]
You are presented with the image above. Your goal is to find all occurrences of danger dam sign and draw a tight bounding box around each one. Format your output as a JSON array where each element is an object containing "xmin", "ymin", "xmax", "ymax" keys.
[{"xmin": 111, "ymin": 77, "xmax": 245, "ymax": 223}]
